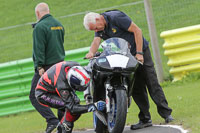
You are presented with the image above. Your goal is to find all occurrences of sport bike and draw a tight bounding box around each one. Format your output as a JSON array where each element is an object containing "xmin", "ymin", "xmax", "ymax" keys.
[{"xmin": 86, "ymin": 37, "xmax": 139, "ymax": 133}]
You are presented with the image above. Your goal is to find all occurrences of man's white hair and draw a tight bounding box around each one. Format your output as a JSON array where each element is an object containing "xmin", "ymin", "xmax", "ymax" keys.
[{"xmin": 83, "ymin": 12, "xmax": 101, "ymax": 31}]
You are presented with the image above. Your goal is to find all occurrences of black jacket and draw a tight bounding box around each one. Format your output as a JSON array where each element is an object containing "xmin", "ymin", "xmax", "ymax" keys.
[{"xmin": 35, "ymin": 61, "xmax": 91, "ymax": 114}]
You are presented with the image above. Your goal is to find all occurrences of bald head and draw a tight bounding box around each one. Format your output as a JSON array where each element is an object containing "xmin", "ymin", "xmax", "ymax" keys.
[{"xmin": 35, "ymin": 2, "xmax": 50, "ymax": 21}]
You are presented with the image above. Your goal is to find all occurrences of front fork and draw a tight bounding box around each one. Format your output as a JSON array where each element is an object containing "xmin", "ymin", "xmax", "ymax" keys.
[
  {"xmin": 105, "ymin": 77, "xmax": 128, "ymax": 113},
  {"xmin": 105, "ymin": 82, "xmax": 112, "ymax": 113}
]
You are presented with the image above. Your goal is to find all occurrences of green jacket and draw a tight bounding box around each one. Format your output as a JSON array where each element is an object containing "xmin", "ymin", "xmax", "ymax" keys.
[{"xmin": 32, "ymin": 14, "xmax": 65, "ymax": 69}]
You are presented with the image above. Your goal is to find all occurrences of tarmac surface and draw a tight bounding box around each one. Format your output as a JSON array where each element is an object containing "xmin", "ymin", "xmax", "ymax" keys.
[{"xmin": 73, "ymin": 125, "xmax": 187, "ymax": 133}]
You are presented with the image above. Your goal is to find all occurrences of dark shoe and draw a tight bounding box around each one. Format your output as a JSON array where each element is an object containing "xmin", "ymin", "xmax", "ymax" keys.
[
  {"xmin": 60, "ymin": 121, "xmax": 73, "ymax": 133},
  {"xmin": 45, "ymin": 124, "xmax": 57, "ymax": 133},
  {"xmin": 165, "ymin": 115, "xmax": 174, "ymax": 123},
  {"xmin": 130, "ymin": 120, "xmax": 152, "ymax": 130},
  {"xmin": 56, "ymin": 123, "xmax": 62, "ymax": 133}
]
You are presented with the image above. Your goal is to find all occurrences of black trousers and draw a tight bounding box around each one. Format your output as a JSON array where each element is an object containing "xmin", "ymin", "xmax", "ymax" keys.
[
  {"xmin": 29, "ymin": 68, "xmax": 60, "ymax": 125},
  {"xmin": 132, "ymin": 47, "xmax": 172, "ymax": 122}
]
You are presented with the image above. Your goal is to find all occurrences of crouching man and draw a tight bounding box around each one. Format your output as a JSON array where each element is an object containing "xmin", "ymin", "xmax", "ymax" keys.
[{"xmin": 35, "ymin": 61, "xmax": 105, "ymax": 133}]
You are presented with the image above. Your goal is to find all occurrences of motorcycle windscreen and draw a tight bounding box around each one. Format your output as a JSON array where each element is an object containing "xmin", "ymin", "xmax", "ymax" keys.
[
  {"xmin": 95, "ymin": 37, "xmax": 138, "ymax": 71},
  {"xmin": 100, "ymin": 37, "xmax": 129, "ymax": 56}
]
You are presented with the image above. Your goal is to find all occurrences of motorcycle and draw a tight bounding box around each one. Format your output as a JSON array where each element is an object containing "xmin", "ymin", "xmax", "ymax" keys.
[{"xmin": 85, "ymin": 37, "xmax": 139, "ymax": 133}]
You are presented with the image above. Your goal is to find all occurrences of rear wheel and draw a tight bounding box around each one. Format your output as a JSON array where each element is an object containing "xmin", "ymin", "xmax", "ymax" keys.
[{"xmin": 107, "ymin": 89, "xmax": 127, "ymax": 133}]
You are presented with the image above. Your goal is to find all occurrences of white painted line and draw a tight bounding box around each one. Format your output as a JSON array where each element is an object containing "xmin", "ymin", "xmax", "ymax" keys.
[
  {"xmin": 0, "ymin": 22, "xmax": 33, "ymax": 31},
  {"xmin": 59, "ymin": 1, "xmax": 143, "ymax": 18},
  {"xmin": 154, "ymin": 125, "xmax": 188, "ymax": 133},
  {"xmin": 0, "ymin": 1, "xmax": 143, "ymax": 31}
]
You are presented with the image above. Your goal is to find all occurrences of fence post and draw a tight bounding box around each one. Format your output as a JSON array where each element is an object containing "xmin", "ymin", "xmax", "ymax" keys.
[{"xmin": 144, "ymin": 0, "xmax": 164, "ymax": 82}]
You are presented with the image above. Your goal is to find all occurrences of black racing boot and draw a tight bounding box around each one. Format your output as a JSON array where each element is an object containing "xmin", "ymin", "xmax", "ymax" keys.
[
  {"xmin": 45, "ymin": 124, "xmax": 57, "ymax": 133},
  {"xmin": 130, "ymin": 120, "xmax": 152, "ymax": 130},
  {"xmin": 56, "ymin": 123, "xmax": 62, "ymax": 133},
  {"xmin": 60, "ymin": 121, "xmax": 74, "ymax": 133}
]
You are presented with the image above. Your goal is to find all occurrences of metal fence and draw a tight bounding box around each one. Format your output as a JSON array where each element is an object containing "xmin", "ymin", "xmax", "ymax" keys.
[{"xmin": 0, "ymin": 47, "xmax": 91, "ymax": 117}]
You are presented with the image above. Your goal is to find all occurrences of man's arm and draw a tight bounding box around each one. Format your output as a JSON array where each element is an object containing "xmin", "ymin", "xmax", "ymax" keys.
[
  {"xmin": 85, "ymin": 37, "xmax": 101, "ymax": 59},
  {"xmin": 128, "ymin": 22, "xmax": 144, "ymax": 63},
  {"xmin": 61, "ymin": 90, "xmax": 93, "ymax": 114}
]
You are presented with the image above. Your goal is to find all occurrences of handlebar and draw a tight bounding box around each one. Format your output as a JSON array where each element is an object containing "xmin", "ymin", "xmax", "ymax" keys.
[{"xmin": 83, "ymin": 52, "xmax": 102, "ymax": 60}]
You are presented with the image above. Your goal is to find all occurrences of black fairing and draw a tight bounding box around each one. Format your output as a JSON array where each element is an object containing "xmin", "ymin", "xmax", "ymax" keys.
[
  {"xmin": 91, "ymin": 37, "xmax": 139, "ymax": 100},
  {"xmin": 94, "ymin": 53, "xmax": 138, "ymax": 72}
]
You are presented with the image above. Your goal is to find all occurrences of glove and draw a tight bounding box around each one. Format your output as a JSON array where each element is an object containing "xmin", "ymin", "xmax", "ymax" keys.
[
  {"xmin": 88, "ymin": 101, "xmax": 106, "ymax": 112},
  {"xmin": 95, "ymin": 100, "xmax": 106, "ymax": 111},
  {"xmin": 88, "ymin": 104, "xmax": 97, "ymax": 112}
]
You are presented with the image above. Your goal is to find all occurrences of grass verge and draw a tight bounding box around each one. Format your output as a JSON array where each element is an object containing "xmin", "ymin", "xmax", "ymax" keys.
[{"xmin": 0, "ymin": 73, "xmax": 200, "ymax": 133}]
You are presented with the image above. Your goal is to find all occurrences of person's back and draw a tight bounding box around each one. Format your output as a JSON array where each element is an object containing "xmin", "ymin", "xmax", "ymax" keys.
[
  {"xmin": 37, "ymin": 61, "xmax": 79, "ymax": 93},
  {"xmin": 33, "ymin": 14, "xmax": 65, "ymax": 68},
  {"xmin": 96, "ymin": 10, "xmax": 149, "ymax": 55}
]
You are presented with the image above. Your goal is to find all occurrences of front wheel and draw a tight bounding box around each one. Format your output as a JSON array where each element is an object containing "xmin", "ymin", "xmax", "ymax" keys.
[{"xmin": 107, "ymin": 89, "xmax": 127, "ymax": 133}]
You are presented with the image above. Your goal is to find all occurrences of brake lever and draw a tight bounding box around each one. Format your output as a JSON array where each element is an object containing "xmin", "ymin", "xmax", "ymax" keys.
[
  {"xmin": 84, "ymin": 51, "xmax": 102, "ymax": 60},
  {"xmin": 83, "ymin": 57, "xmax": 98, "ymax": 60}
]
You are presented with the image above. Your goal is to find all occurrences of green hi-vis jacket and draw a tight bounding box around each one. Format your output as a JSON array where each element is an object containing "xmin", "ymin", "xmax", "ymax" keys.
[{"xmin": 32, "ymin": 14, "xmax": 65, "ymax": 69}]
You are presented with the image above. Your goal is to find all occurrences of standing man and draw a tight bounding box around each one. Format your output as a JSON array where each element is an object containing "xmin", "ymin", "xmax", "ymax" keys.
[
  {"xmin": 29, "ymin": 2, "xmax": 65, "ymax": 133},
  {"xmin": 83, "ymin": 10, "xmax": 174, "ymax": 130}
]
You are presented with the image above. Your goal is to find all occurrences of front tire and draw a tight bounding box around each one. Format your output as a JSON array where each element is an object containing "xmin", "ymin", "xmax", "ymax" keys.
[{"xmin": 107, "ymin": 89, "xmax": 127, "ymax": 133}]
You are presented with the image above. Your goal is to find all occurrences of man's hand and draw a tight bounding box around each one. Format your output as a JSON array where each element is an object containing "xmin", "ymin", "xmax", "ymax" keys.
[
  {"xmin": 135, "ymin": 54, "xmax": 144, "ymax": 64},
  {"xmin": 95, "ymin": 101, "xmax": 106, "ymax": 111},
  {"xmin": 88, "ymin": 104, "xmax": 96, "ymax": 112},
  {"xmin": 39, "ymin": 68, "xmax": 45, "ymax": 76},
  {"xmin": 85, "ymin": 52, "xmax": 94, "ymax": 59},
  {"xmin": 88, "ymin": 101, "xmax": 106, "ymax": 112}
]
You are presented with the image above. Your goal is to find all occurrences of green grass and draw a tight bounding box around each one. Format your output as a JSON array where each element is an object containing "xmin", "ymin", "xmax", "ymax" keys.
[
  {"xmin": 0, "ymin": 0, "xmax": 200, "ymax": 133},
  {"xmin": 1, "ymin": 0, "xmax": 200, "ymax": 79},
  {"xmin": 1, "ymin": 73, "xmax": 200, "ymax": 133}
]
